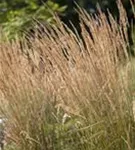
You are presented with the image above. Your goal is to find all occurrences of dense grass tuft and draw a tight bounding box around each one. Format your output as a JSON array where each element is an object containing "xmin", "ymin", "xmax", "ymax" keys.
[{"xmin": 0, "ymin": 0, "xmax": 135, "ymax": 150}]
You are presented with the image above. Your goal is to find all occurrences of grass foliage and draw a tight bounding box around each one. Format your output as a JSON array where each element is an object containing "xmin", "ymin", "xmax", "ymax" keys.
[{"xmin": 0, "ymin": 0, "xmax": 135, "ymax": 149}]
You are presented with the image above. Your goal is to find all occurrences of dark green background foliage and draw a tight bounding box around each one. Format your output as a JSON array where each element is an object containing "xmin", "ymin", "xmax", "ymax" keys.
[
  {"xmin": 0, "ymin": 0, "xmax": 134, "ymax": 39},
  {"xmin": 0, "ymin": 0, "xmax": 67, "ymax": 39}
]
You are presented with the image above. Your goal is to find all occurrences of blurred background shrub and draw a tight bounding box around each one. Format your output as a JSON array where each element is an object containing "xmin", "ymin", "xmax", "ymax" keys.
[
  {"xmin": 0, "ymin": 0, "xmax": 134, "ymax": 39},
  {"xmin": 0, "ymin": 0, "xmax": 67, "ymax": 39}
]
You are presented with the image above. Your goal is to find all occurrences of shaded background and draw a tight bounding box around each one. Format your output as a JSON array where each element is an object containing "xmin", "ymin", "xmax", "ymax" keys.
[{"xmin": 0, "ymin": 0, "xmax": 134, "ymax": 40}]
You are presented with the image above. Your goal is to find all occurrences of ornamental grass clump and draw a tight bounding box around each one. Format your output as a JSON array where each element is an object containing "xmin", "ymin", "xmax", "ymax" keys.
[{"xmin": 0, "ymin": 0, "xmax": 135, "ymax": 150}]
